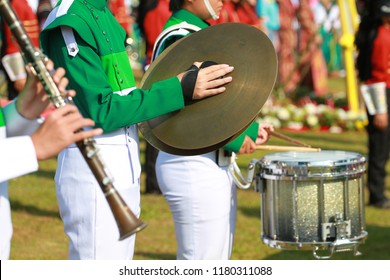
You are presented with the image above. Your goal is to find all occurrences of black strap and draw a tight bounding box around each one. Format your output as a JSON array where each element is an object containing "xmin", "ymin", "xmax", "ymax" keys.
[
  {"xmin": 180, "ymin": 61, "xmax": 219, "ymax": 104},
  {"xmin": 180, "ymin": 64, "xmax": 199, "ymax": 104}
]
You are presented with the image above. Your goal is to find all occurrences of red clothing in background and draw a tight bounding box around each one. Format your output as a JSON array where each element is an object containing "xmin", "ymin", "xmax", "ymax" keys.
[
  {"xmin": 211, "ymin": 1, "xmax": 240, "ymax": 24},
  {"xmin": 143, "ymin": 0, "xmax": 171, "ymax": 65},
  {"xmin": 2, "ymin": 0, "xmax": 39, "ymax": 55},
  {"xmin": 368, "ymin": 25, "xmax": 390, "ymax": 88},
  {"xmin": 235, "ymin": 1, "xmax": 260, "ymax": 27},
  {"xmin": 108, "ymin": 0, "xmax": 132, "ymax": 35}
]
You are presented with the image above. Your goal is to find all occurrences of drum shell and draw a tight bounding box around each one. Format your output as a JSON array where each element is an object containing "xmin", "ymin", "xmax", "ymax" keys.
[{"xmin": 256, "ymin": 151, "xmax": 367, "ymax": 250}]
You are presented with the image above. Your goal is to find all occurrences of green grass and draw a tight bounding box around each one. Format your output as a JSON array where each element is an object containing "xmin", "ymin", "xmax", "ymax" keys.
[{"xmin": 7, "ymin": 130, "xmax": 390, "ymax": 260}]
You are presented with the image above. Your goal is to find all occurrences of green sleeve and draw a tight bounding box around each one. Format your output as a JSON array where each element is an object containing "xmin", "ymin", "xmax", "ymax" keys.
[
  {"xmin": 43, "ymin": 29, "xmax": 185, "ymax": 132},
  {"xmin": 0, "ymin": 108, "xmax": 5, "ymax": 128},
  {"xmin": 223, "ymin": 122, "xmax": 259, "ymax": 153}
]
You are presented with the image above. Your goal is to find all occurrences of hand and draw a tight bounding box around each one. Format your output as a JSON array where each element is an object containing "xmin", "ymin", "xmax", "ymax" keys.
[
  {"xmin": 193, "ymin": 63, "xmax": 234, "ymax": 100},
  {"xmin": 373, "ymin": 113, "xmax": 388, "ymax": 130},
  {"xmin": 31, "ymin": 104, "xmax": 103, "ymax": 160},
  {"xmin": 16, "ymin": 60, "xmax": 75, "ymax": 120},
  {"xmin": 237, "ymin": 136, "xmax": 256, "ymax": 154},
  {"xmin": 177, "ymin": 62, "xmax": 234, "ymax": 100},
  {"xmin": 256, "ymin": 123, "xmax": 273, "ymax": 145}
]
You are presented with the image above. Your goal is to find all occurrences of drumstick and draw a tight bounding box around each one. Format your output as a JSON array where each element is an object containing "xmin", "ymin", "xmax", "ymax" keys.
[
  {"xmin": 267, "ymin": 130, "xmax": 312, "ymax": 148},
  {"xmin": 256, "ymin": 145, "xmax": 321, "ymax": 152}
]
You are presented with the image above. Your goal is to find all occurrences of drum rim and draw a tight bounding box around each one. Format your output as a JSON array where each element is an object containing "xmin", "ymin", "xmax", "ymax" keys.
[
  {"xmin": 261, "ymin": 231, "xmax": 368, "ymax": 251},
  {"xmin": 258, "ymin": 150, "xmax": 366, "ymax": 167},
  {"xmin": 257, "ymin": 150, "xmax": 366, "ymax": 179}
]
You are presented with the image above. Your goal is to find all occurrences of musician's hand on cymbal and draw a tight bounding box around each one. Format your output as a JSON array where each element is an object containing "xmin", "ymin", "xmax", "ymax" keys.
[
  {"xmin": 177, "ymin": 62, "xmax": 233, "ymax": 103},
  {"xmin": 192, "ymin": 63, "xmax": 233, "ymax": 99},
  {"xmin": 31, "ymin": 104, "xmax": 103, "ymax": 160},
  {"xmin": 256, "ymin": 124, "xmax": 274, "ymax": 145},
  {"xmin": 237, "ymin": 136, "xmax": 257, "ymax": 154},
  {"xmin": 16, "ymin": 60, "xmax": 75, "ymax": 120}
]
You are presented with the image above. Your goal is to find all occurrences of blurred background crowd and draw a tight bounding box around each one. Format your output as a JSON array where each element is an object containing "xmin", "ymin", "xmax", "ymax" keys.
[
  {"xmin": 1, "ymin": 1, "xmax": 370, "ymax": 132},
  {"xmin": 0, "ymin": 0, "xmax": 356, "ymax": 102}
]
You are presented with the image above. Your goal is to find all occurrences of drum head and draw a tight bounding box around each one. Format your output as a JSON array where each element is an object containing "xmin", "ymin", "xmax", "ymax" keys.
[
  {"xmin": 261, "ymin": 150, "xmax": 364, "ymax": 166},
  {"xmin": 258, "ymin": 150, "xmax": 366, "ymax": 179}
]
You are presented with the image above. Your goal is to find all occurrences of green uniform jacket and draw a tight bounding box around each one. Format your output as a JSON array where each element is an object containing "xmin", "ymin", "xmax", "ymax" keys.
[
  {"xmin": 40, "ymin": 0, "xmax": 185, "ymax": 132},
  {"xmin": 158, "ymin": 10, "xmax": 259, "ymax": 153}
]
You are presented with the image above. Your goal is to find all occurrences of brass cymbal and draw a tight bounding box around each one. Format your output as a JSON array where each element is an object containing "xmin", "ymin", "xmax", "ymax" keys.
[{"xmin": 139, "ymin": 23, "xmax": 278, "ymax": 155}]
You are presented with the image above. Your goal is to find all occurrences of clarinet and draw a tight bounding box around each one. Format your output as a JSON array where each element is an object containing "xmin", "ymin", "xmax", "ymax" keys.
[{"xmin": 0, "ymin": 0, "xmax": 147, "ymax": 240}]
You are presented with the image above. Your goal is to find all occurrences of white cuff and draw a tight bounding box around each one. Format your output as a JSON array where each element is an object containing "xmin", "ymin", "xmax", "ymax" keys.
[
  {"xmin": 0, "ymin": 136, "xmax": 38, "ymax": 182},
  {"xmin": 2, "ymin": 100, "xmax": 41, "ymax": 137}
]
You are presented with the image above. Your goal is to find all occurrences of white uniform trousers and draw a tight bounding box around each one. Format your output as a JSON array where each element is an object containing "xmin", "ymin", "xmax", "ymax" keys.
[
  {"xmin": 55, "ymin": 126, "xmax": 141, "ymax": 259},
  {"xmin": 0, "ymin": 181, "xmax": 12, "ymax": 260},
  {"xmin": 156, "ymin": 151, "xmax": 237, "ymax": 260}
]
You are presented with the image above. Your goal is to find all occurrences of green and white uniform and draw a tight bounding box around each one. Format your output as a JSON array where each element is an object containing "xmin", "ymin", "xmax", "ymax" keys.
[
  {"xmin": 0, "ymin": 102, "xmax": 40, "ymax": 259},
  {"xmin": 41, "ymin": 0, "xmax": 186, "ymax": 260},
  {"xmin": 155, "ymin": 9, "xmax": 259, "ymax": 260}
]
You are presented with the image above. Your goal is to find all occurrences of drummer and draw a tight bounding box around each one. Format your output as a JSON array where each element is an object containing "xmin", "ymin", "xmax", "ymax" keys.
[
  {"xmin": 154, "ymin": 0, "xmax": 274, "ymax": 260},
  {"xmin": 39, "ymin": 0, "xmax": 234, "ymax": 260}
]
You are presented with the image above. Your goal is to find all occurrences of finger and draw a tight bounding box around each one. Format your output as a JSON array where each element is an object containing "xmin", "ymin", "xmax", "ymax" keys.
[
  {"xmin": 197, "ymin": 86, "xmax": 227, "ymax": 98},
  {"xmin": 249, "ymin": 140, "xmax": 256, "ymax": 153},
  {"xmin": 25, "ymin": 64, "xmax": 34, "ymax": 76},
  {"xmin": 44, "ymin": 59, "xmax": 54, "ymax": 72},
  {"xmin": 52, "ymin": 104, "xmax": 79, "ymax": 116},
  {"xmin": 262, "ymin": 124, "xmax": 274, "ymax": 132},
  {"xmin": 51, "ymin": 67, "xmax": 66, "ymax": 84},
  {"xmin": 201, "ymin": 65, "xmax": 234, "ymax": 80},
  {"xmin": 69, "ymin": 118, "xmax": 97, "ymax": 131},
  {"xmin": 65, "ymin": 112, "xmax": 92, "ymax": 129},
  {"xmin": 57, "ymin": 77, "xmax": 70, "ymax": 93},
  {"xmin": 258, "ymin": 129, "xmax": 268, "ymax": 140},
  {"xmin": 72, "ymin": 128, "xmax": 103, "ymax": 142},
  {"xmin": 193, "ymin": 61, "xmax": 202, "ymax": 67},
  {"xmin": 62, "ymin": 89, "xmax": 76, "ymax": 98},
  {"xmin": 201, "ymin": 64, "xmax": 233, "ymax": 75},
  {"xmin": 47, "ymin": 105, "xmax": 80, "ymax": 123},
  {"xmin": 206, "ymin": 76, "xmax": 233, "ymax": 89}
]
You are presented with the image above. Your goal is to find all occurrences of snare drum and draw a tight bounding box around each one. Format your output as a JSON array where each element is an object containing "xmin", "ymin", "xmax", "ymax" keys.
[{"xmin": 256, "ymin": 150, "xmax": 367, "ymax": 259}]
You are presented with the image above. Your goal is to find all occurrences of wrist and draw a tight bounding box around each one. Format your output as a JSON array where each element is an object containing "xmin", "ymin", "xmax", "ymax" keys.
[{"xmin": 15, "ymin": 96, "xmax": 35, "ymax": 120}]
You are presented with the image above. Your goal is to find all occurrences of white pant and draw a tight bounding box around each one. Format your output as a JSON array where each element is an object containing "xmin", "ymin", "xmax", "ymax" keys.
[
  {"xmin": 55, "ymin": 126, "xmax": 141, "ymax": 259},
  {"xmin": 156, "ymin": 151, "xmax": 237, "ymax": 260},
  {"xmin": 0, "ymin": 181, "xmax": 12, "ymax": 260}
]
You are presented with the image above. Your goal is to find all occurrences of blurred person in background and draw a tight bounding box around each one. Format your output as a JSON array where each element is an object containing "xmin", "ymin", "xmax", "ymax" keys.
[
  {"xmin": 256, "ymin": 0, "xmax": 280, "ymax": 50},
  {"xmin": 313, "ymin": 0, "xmax": 344, "ymax": 77},
  {"xmin": 136, "ymin": 0, "xmax": 171, "ymax": 194},
  {"xmin": 355, "ymin": 0, "xmax": 390, "ymax": 209},
  {"xmin": 278, "ymin": 0, "xmax": 323, "ymax": 95},
  {"xmin": 1, "ymin": 0, "xmax": 54, "ymax": 100}
]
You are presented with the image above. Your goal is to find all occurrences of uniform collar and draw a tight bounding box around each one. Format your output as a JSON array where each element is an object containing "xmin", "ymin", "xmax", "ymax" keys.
[
  {"xmin": 172, "ymin": 9, "xmax": 210, "ymax": 29},
  {"xmin": 77, "ymin": 0, "xmax": 107, "ymax": 10}
]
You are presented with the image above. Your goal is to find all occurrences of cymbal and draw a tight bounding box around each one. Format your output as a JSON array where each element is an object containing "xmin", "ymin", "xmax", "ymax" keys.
[{"xmin": 139, "ymin": 23, "xmax": 278, "ymax": 155}]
